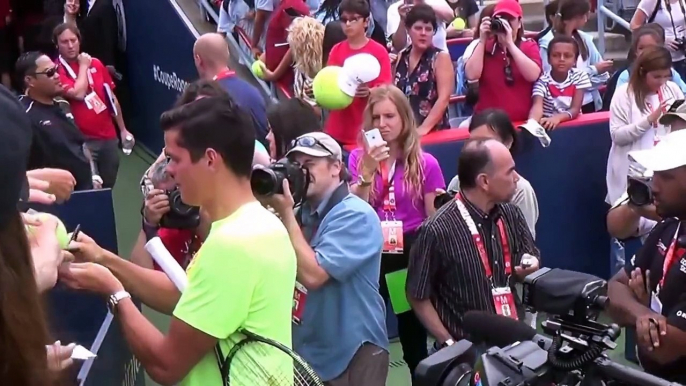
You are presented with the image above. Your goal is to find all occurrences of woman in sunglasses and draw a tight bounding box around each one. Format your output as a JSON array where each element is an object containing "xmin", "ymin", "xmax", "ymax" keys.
[
  {"xmin": 463, "ymin": 0, "xmax": 542, "ymax": 123},
  {"xmin": 348, "ymin": 84, "xmax": 445, "ymax": 380}
]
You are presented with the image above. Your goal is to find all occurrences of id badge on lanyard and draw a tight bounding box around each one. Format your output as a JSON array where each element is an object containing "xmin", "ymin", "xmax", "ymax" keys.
[
  {"xmin": 292, "ymin": 281, "xmax": 308, "ymax": 325},
  {"xmin": 380, "ymin": 161, "xmax": 404, "ymax": 254},
  {"xmin": 60, "ymin": 56, "xmax": 107, "ymax": 114},
  {"xmin": 456, "ymin": 194, "xmax": 518, "ymax": 320},
  {"xmin": 652, "ymin": 223, "xmax": 682, "ymax": 314}
]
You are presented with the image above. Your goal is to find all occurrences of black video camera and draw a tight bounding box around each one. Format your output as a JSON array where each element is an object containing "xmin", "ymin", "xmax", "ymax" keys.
[
  {"xmin": 627, "ymin": 175, "xmax": 653, "ymax": 207},
  {"xmin": 415, "ymin": 268, "xmax": 683, "ymax": 386},
  {"xmin": 491, "ymin": 17, "xmax": 508, "ymax": 34},
  {"xmin": 250, "ymin": 158, "xmax": 310, "ymax": 205},
  {"xmin": 159, "ymin": 187, "xmax": 201, "ymax": 229},
  {"xmin": 434, "ymin": 190, "xmax": 457, "ymax": 210}
]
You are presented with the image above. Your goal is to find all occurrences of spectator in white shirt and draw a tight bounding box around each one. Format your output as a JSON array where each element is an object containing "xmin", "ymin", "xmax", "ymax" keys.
[
  {"xmin": 607, "ymin": 46, "xmax": 684, "ymax": 205},
  {"xmin": 387, "ymin": 0, "xmax": 454, "ymax": 52}
]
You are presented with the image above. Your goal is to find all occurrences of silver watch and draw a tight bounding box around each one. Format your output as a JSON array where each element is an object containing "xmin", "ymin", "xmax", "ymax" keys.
[{"xmin": 107, "ymin": 291, "xmax": 131, "ymax": 314}]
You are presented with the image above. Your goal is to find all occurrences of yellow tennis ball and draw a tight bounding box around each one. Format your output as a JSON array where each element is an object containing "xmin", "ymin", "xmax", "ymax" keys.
[
  {"xmin": 452, "ymin": 17, "xmax": 466, "ymax": 30},
  {"xmin": 312, "ymin": 66, "xmax": 354, "ymax": 110},
  {"xmin": 251, "ymin": 60, "xmax": 265, "ymax": 79},
  {"xmin": 26, "ymin": 213, "xmax": 70, "ymax": 249}
]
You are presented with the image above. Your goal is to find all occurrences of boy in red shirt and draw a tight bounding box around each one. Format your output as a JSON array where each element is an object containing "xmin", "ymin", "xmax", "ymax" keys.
[{"xmin": 325, "ymin": 0, "xmax": 392, "ymax": 147}]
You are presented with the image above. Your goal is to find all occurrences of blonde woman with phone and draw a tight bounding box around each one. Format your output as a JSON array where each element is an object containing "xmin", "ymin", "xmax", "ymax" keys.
[{"xmin": 348, "ymin": 84, "xmax": 445, "ymax": 381}]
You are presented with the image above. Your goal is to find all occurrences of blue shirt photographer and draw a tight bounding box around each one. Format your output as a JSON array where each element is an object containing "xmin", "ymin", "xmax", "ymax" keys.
[{"xmin": 292, "ymin": 184, "xmax": 389, "ymax": 381}]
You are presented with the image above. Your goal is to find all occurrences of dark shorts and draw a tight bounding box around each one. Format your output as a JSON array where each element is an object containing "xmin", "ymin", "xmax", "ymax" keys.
[{"xmin": 324, "ymin": 343, "xmax": 389, "ymax": 386}]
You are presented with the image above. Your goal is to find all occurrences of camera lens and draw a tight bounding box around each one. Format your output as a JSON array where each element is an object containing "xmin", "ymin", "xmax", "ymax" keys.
[
  {"xmin": 168, "ymin": 189, "xmax": 195, "ymax": 216},
  {"xmin": 250, "ymin": 167, "xmax": 284, "ymax": 196},
  {"xmin": 491, "ymin": 17, "xmax": 505, "ymax": 33},
  {"xmin": 627, "ymin": 178, "xmax": 652, "ymax": 206}
]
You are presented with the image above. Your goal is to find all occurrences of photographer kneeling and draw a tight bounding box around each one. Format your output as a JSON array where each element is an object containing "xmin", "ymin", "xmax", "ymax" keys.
[
  {"xmin": 259, "ymin": 132, "xmax": 390, "ymax": 385},
  {"xmin": 607, "ymin": 129, "xmax": 686, "ymax": 383}
]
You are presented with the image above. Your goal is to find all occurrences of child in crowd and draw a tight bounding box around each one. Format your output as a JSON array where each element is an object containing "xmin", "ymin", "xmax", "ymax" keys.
[
  {"xmin": 529, "ymin": 35, "xmax": 592, "ymax": 130},
  {"xmin": 539, "ymin": 0, "xmax": 611, "ymax": 113},
  {"xmin": 324, "ymin": 0, "xmax": 392, "ymax": 147},
  {"xmin": 616, "ymin": 24, "xmax": 686, "ymax": 93}
]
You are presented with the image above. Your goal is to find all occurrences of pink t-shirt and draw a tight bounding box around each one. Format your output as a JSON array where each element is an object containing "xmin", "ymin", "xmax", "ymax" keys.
[{"xmin": 348, "ymin": 148, "xmax": 445, "ymax": 233}]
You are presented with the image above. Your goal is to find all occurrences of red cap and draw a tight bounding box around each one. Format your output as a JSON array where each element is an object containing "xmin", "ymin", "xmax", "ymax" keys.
[{"xmin": 493, "ymin": 0, "xmax": 523, "ymax": 18}]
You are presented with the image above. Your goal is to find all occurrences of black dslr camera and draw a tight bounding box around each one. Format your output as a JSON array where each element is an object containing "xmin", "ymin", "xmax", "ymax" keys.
[
  {"xmin": 627, "ymin": 175, "xmax": 653, "ymax": 207},
  {"xmin": 675, "ymin": 37, "xmax": 686, "ymax": 52},
  {"xmin": 160, "ymin": 187, "xmax": 201, "ymax": 229},
  {"xmin": 250, "ymin": 158, "xmax": 311, "ymax": 205},
  {"xmin": 434, "ymin": 190, "xmax": 457, "ymax": 209},
  {"xmin": 490, "ymin": 17, "xmax": 508, "ymax": 34}
]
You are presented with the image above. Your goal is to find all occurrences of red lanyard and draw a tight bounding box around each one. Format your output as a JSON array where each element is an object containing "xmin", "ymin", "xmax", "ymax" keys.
[
  {"xmin": 213, "ymin": 69, "xmax": 236, "ymax": 81},
  {"xmin": 380, "ymin": 161, "xmax": 396, "ymax": 212},
  {"xmin": 456, "ymin": 194, "xmax": 512, "ymax": 279},
  {"xmin": 659, "ymin": 223, "xmax": 682, "ymax": 291}
]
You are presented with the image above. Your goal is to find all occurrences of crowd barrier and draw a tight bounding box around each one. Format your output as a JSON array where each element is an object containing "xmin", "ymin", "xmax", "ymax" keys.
[{"xmin": 30, "ymin": 189, "xmax": 145, "ymax": 386}]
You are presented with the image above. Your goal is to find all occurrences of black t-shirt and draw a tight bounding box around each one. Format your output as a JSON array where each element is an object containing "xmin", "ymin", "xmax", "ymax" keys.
[
  {"xmin": 625, "ymin": 218, "xmax": 686, "ymax": 383},
  {"xmin": 20, "ymin": 96, "xmax": 93, "ymax": 190},
  {"xmin": 448, "ymin": 0, "xmax": 479, "ymax": 22}
]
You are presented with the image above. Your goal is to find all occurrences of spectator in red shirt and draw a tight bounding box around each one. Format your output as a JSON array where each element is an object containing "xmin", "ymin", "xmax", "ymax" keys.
[
  {"xmin": 324, "ymin": 0, "xmax": 392, "ymax": 147},
  {"xmin": 464, "ymin": 0, "xmax": 542, "ymax": 123},
  {"xmin": 261, "ymin": 0, "xmax": 311, "ymax": 92},
  {"xmin": 53, "ymin": 23, "xmax": 133, "ymax": 188}
]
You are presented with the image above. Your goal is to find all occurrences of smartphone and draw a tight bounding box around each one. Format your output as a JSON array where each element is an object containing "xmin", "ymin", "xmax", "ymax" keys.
[{"xmin": 364, "ymin": 128, "xmax": 385, "ymax": 148}]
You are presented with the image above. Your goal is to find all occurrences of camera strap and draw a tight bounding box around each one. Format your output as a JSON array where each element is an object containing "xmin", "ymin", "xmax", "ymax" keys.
[
  {"xmin": 657, "ymin": 222, "xmax": 682, "ymax": 294},
  {"xmin": 295, "ymin": 182, "xmax": 350, "ymax": 242}
]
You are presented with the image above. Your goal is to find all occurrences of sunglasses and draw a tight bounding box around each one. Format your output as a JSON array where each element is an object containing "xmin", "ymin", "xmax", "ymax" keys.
[
  {"xmin": 35, "ymin": 67, "xmax": 58, "ymax": 78},
  {"xmin": 290, "ymin": 136, "xmax": 335, "ymax": 156}
]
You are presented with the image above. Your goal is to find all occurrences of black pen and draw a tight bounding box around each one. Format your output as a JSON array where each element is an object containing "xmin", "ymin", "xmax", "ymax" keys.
[{"xmin": 68, "ymin": 224, "xmax": 81, "ymax": 248}]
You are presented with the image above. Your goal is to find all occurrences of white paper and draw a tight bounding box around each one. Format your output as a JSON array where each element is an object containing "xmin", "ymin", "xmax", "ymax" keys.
[
  {"xmin": 72, "ymin": 345, "xmax": 97, "ymax": 360},
  {"xmin": 145, "ymin": 237, "xmax": 188, "ymax": 292},
  {"xmin": 519, "ymin": 119, "xmax": 552, "ymax": 148}
]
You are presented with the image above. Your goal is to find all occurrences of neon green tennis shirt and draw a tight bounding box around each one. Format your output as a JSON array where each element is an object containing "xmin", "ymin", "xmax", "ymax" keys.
[{"xmin": 173, "ymin": 201, "xmax": 297, "ymax": 386}]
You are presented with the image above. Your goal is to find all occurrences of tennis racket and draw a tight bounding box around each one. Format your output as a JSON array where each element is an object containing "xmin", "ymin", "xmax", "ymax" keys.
[{"xmin": 215, "ymin": 329, "xmax": 324, "ymax": 386}]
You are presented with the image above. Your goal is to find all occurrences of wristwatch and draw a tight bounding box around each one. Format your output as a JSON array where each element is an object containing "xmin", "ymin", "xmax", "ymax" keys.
[
  {"xmin": 358, "ymin": 174, "xmax": 373, "ymax": 187},
  {"xmin": 107, "ymin": 291, "xmax": 131, "ymax": 314},
  {"xmin": 442, "ymin": 338, "xmax": 455, "ymax": 348}
]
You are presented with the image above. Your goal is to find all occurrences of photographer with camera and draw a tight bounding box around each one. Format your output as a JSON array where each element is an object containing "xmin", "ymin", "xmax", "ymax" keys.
[
  {"xmin": 607, "ymin": 129, "xmax": 686, "ymax": 383},
  {"xmin": 407, "ymin": 139, "xmax": 540, "ymax": 355},
  {"xmin": 259, "ymin": 132, "xmax": 389, "ymax": 385},
  {"xmin": 463, "ymin": 0, "xmax": 542, "ymax": 123}
]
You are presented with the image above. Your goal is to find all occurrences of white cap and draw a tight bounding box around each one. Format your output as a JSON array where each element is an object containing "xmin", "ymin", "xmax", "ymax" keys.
[
  {"xmin": 629, "ymin": 129, "xmax": 686, "ymax": 172},
  {"xmin": 338, "ymin": 53, "xmax": 381, "ymax": 97}
]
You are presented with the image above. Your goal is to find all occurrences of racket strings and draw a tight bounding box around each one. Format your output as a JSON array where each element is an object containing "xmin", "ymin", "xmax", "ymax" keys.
[{"xmin": 227, "ymin": 341, "xmax": 322, "ymax": 386}]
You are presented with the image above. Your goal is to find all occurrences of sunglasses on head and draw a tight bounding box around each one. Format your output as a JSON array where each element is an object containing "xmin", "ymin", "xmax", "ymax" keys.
[{"xmin": 290, "ymin": 136, "xmax": 335, "ymax": 156}]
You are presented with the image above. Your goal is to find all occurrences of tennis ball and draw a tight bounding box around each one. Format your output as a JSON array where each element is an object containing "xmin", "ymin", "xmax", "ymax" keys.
[
  {"xmin": 25, "ymin": 213, "xmax": 70, "ymax": 249},
  {"xmin": 451, "ymin": 17, "xmax": 466, "ymax": 30},
  {"xmin": 251, "ymin": 60, "xmax": 265, "ymax": 79},
  {"xmin": 312, "ymin": 66, "xmax": 354, "ymax": 110}
]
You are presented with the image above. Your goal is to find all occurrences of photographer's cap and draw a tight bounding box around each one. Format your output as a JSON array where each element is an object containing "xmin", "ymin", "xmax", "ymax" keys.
[
  {"xmin": 0, "ymin": 85, "xmax": 32, "ymax": 228},
  {"xmin": 629, "ymin": 129, "xmax": 686, "ymax": 172},
  {"xmin": 287, "ymin": 132, "xmax": 343, "ymax": 161},
  {"xmin": 493, "ymin": 0, "xmax": 523, "ymax": 18},
  {"xmin": 659, "ymin": 99, "xmax": 686, "ymax": 125}
]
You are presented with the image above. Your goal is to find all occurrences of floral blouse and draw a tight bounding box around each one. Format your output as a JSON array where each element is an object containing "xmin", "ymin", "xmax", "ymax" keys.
[{"xmin": 394, "ymin": 45, "xmax": 450, "ymax": 131}]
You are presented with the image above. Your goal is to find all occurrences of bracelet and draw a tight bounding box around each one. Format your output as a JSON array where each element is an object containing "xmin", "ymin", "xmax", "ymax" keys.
[
  {"xmin": 358, "ymin": 174, "xmax": 373, "ymax": 187},
  {"xmin": 563, "ymin": 111, "xmax": 573, "ymax": 120}
]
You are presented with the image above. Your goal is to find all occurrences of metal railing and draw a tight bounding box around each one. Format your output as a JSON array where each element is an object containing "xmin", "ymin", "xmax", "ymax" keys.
[{"xmin": 596, "ymin": 0, "xmax": 632, "ymax": 55}]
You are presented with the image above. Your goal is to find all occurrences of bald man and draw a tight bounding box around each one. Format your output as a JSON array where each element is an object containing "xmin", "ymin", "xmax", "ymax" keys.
[
  {"xmin": 193, "ymin": 33, "xmax": 269, "ymax": 145},
  {"xmin": 407, "ymin": 138, "xmax": 541, "ymax": 351}
]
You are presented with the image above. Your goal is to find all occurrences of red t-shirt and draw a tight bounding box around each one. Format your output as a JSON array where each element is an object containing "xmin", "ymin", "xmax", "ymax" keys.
[
  {"xmin": 474, "ymin": 38, "xmax": 542, "ymax": 122},
  {"xmin": 265, "ymin": 0, "xmax": 310, "ymax": 91},
  {"xmin": 324, "ymin": 39, "xmax": 393, "ymax": 147},
  {"xmin": 153, "ymin": 228, "xmax": 202, "ymax": 272},
  {"xmin": 58, "ymin": 57, "xmax": 118, "ymax": 140}
]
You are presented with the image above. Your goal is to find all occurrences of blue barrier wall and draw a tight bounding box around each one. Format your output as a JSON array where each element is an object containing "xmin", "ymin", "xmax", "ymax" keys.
[
  {"xmin": 31, "ymin": 190, "xmax": 145, "ymax": 386},
  {"xmin": 420, "ymin": 114, "xmax": 613, "ymax": 280},
  {"xmin": 122, "ymin": 0, "xmax": 199, "ymax": 154}
]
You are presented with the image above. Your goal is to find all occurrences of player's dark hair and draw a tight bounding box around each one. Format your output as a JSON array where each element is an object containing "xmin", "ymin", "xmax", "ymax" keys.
[{"xmin": 160, "ymin": 94, "xmax": 255, "ymax": 178}]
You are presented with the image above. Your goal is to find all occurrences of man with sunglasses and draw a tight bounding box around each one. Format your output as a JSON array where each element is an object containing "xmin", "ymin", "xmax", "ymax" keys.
[
  {"xmin": 16, "ymin": 51, "xmax": 94, "ymax": 191},
  {"xmin": 262, "ymin": 132, "xmax": 389, "ymax": 385}
]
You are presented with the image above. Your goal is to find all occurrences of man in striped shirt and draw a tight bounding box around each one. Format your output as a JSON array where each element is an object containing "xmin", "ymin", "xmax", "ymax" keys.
[{"xmin": 407, "ymin": 139, "xmax": 540, "ymax": 350}]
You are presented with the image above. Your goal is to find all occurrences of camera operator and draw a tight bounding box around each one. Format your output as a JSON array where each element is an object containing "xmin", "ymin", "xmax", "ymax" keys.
[
  {"xmin": 607, "ymin": 101, "xmax": 686, "ymax": 242},
  {"xmin": 607, "ymin": 129, "xmax": 686, "ymax": 383},
  {"xmin": 407, "ymin": 139, "xmax": 540, "ymax": 351},
  {"xmin": 261, "ymin": 132, "xmax": 390, "ymax": 385}
]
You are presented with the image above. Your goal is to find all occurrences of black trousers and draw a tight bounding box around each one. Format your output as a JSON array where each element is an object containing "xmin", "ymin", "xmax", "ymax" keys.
[{"xmin": 379, "ymin": 230, "xmax": 428, "ymax": 382}]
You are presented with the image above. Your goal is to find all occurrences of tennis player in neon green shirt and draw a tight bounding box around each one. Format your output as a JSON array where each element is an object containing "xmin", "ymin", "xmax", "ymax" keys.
[{"xmin": 59, "ymin": 93, "xmax": 296, "ymax": 386}]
